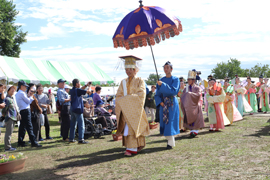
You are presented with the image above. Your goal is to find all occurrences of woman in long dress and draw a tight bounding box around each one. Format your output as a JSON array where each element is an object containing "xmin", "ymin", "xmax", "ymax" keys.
[
  {"xmin": 224, "ymin": 85, "xmax": 243, "ymax": 124},
  {"xmin": 258, "ymin": 78, "xmax": 270, "ymax": 113},
  {"xmin": 245, "ymin": 77, "xmax": 258, "ymax": 114},
  {"xmin": 234, "ymin": 77, "xmax": 253, "ymax": 116}
]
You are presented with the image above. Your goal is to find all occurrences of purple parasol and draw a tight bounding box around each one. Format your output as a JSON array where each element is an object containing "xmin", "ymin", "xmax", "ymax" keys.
[{"xmin": 112, "ymin": 1, "xmax": 183, "ymax": 79}]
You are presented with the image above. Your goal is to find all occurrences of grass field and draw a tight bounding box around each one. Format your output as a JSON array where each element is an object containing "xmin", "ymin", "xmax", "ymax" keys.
[{"xmin": 0, "ymin": 114, "xmax": 270, "ymax": 180}]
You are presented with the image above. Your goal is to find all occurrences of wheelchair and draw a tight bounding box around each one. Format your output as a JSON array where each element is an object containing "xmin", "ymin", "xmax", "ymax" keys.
[
  {"xmin": 76, "ymin": 117, "xmax": 104, "ymax": 139},
  {"xmin": 94, "ymin": 108, "xmax": 117, "ymax": 131}
]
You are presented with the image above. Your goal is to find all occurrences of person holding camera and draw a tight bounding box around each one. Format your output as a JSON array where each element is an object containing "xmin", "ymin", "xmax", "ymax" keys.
[
  {"xmin": 69, "ymin": 79, "xmax": 92, "ymax": 144},
  {"xmin": 16, "ymin": 80, "xmax": 42, "ymax": 148},
  {"xmin": 35, "ymin": 84, "xmax": 53, "ymax": 140}
]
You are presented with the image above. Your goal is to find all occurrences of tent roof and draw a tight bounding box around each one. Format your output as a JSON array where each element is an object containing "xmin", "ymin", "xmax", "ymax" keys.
[{"xmin": 0, "ymin": 56, "xmax": 113, "ymax": 85}]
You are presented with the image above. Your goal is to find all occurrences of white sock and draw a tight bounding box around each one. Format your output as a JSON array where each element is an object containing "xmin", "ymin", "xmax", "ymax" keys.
[
  {"xmin": 165, "ymin": 136, "xmax": 175, "ymax": 147},
  {"xmin": 126, "ymin": 148, "xmax": 137, "ymax": 152},
  {"xmin": 191, "ymin": 130, "xmax": 199, "ymax": 134}
]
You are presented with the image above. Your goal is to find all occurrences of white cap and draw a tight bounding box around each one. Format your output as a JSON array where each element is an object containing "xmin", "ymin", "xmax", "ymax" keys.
[{"xmin": 64, "ymin": 85, "xmax": 71, "ymax": 89}]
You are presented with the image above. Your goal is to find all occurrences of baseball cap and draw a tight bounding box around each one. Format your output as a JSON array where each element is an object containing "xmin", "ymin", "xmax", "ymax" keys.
[{"xmin": 57, "ymin": 79, "xmax": 66, "ymax": 84}]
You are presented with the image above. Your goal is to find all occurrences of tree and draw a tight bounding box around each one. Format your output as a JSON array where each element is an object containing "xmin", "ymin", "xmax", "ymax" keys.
[
  {"xmin": 242, "ymin": 63, "xmax": 270, "ymax": 77},
  {"xmin": 211, "ymin": 58, "xmax": 243, "ymax": 79},
  {"xmin": 0, "ymin": 0, "xmax": 27, "ymax": 57},
  {"xmin": 145, "ymin": 73, "xmax": 162, "ymax": 85}
]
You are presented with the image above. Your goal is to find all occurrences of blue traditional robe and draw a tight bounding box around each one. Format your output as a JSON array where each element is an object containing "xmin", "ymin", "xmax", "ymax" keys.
[{"xmin": 155, "ymin": 76, "xmax": 180, "ymax": 136}]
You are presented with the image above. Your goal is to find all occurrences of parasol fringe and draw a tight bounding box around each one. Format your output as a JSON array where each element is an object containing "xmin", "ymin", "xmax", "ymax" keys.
[{"xmin": 113, "ymin": 24, "xmax": 182, "ymax": 50}]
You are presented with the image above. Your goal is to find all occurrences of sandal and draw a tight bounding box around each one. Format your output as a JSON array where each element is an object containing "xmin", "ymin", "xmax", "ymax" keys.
[{"xmin": 124, "ymin": 151, "xmax": 132, "ymax": 156}]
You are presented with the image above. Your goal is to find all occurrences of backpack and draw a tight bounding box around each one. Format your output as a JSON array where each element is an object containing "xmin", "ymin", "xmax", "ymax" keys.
[{"xmin": 56, "ymin": 100, "xmax": 62, "ymax": 111}]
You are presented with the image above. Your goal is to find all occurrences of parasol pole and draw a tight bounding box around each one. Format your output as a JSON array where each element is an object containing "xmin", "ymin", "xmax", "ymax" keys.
[{"xmin": 149, "ymin": 45, "xmax": 159, "ymax": 81}]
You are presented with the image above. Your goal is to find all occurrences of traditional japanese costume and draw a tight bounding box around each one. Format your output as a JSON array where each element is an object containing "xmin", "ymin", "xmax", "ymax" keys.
[
  {"xmin": 115, "ymin": 56, "xmax": 150, "ymax": 155},
  {"xmin": 234, "ymin": 84, "xmax": 253, "ymax": 116},
  {"xmin": 207, "ymin": 83, "xmax": 230, "ymax": 130},
  {"xmin": 258, "ymin": 80, "xmax": 270, "ymax": 112},
  {"xmin": 245, "ymin": 83, "xmax": 258, "ymax": 113},
  {"xmin": 181, "ymin": 70, "xmax": 204, "ymax": 136},
  {"xmin": 224, "ymin": 85, "xmax": 243, "ymax": 124}
]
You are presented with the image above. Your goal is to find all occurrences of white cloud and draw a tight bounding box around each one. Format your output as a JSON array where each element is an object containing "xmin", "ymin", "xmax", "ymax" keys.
[
  {"xmin": 43, "ymin": 45, "xmax": 63, "ymax": 50},
  {"xmin": 26, "ymin": 23, "xmax": 65, "ymax": 41},
  {"xmin": 62, "ymin": 20, "xmax": 119, "ymax": 36},
  {"xmin": 40, "ymin": 22, "xmax": 65, "ymax": 37},
  {"xmin": 27, "ymin": 35, "xmax": 48, "ymax": 41}
]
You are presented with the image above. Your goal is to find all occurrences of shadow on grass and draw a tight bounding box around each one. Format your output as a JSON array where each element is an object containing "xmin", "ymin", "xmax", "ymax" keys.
[
  {"xmin": 14, "ymin": 143, "xmax": 71, "ymax": 152},
  {"xmin": 147, "ymin": 130, "xmax": 222, "ymax": 145},
  {"xmin": 55, "ymin": 147, "xmax": 165, "ymax": 169},
  {"xmin": 246, "ymin": 119, "xmax": 270, "ymax": 138},
  {"xmin": 1, "ymin": 168, "xmax": 72, "ymax": 180}
]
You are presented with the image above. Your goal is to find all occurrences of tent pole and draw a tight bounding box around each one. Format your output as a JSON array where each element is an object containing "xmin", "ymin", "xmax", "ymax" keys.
[{"xmin": 149, "ymin": 45, "xmax": 159, "ymax": 81}]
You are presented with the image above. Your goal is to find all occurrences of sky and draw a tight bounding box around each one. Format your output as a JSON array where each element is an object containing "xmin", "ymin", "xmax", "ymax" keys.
[{"xmin": 14, "ymin": 0, "xmax": 270, "ymax": 84}]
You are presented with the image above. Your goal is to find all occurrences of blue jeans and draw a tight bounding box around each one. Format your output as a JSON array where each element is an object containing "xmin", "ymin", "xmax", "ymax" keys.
[{"xmin": 69, "ymin": 111, "xmax": 85, "ymax": 141}]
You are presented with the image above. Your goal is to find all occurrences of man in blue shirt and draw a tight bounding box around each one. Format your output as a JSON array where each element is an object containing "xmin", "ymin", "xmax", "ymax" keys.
[
  {"xmin": 57, "ymin": 79, "xmax": 71, "ymax": 142},
  {"xmin": 15, "ymin": 80, "xmax": 42, "ymax": 148},
  {"xmin": 69, "ymin": 79, "xmax": 92, "ymax": 144}
]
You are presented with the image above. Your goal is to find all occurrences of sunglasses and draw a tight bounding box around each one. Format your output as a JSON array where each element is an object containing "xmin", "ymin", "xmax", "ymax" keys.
[{"xmin": 31, "ymin": 90, "xmax": 36, "ymax": 93}]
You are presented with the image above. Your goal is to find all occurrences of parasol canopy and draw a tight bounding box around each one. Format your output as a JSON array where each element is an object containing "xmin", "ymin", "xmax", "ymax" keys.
[
  {"xmin": 112, "ymin": 1, "xmax": 182, "ymax": 79},
  {"xmin": 113, "ymin": 2, "xmax": 182, "ymax": 50}
]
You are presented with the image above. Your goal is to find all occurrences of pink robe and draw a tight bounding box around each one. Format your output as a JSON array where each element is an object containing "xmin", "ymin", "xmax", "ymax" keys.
[
  {"xmin": 258, "ymin": 86, "xmax": 270, "ymax": 109},
  {"xmin": 231, "ymin": 94, "xmax": 243, "ymax": 122}
]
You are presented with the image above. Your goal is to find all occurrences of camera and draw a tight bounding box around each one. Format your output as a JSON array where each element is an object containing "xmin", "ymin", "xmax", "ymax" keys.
[{"xmin": 197, "ymin": 71, "xmax": 201, "ymax": 75}]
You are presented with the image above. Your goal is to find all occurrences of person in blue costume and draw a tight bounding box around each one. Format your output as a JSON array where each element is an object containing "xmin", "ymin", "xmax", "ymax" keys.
[{"xmin": 155, "ymin": 61, "xmax": 180, "ymax": 150}]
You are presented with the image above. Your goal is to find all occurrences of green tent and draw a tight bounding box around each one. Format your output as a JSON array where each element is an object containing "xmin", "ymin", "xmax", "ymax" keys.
[{"xmin": 0, "ymin": 56, "xmax": 114, "ymax": 85}]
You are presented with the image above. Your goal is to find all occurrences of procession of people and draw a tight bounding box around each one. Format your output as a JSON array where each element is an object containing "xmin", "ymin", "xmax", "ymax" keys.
[
  {"xmin": 114, "ymin": 55, "xmax": 270, "ymax": 156},
  {"xmin": 1, "ymin": 55, "xmax": 270, "ymax": 157}
]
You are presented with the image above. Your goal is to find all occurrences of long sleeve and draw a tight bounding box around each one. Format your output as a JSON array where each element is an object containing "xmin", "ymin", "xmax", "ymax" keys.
[
  {"xmin": 206, "ymin": 93, "xmax": 214, "ymax": 104},
  {"xmin": 259, "ymin": 87, "xmax": 263, "ymax": 97},
  {"xmin": 20, "ymin": 92, "xmax": 34, "ymax": 105},
  {"xmin": 155, "ymin": 85, "xmax": 163, "ymax": 107},
  {"xmin": 265, "ymin": 87, "xmax": 270, "ymax": 94},
  {"xmin": 213, "ymin": 90, "xmax": 226, "ymax": 103},
  {"xmin": 133, "ymin": 78, "xmax": 146, "ymax": 101},
  {"xmin": 2, "ymin": 98, "xmax": 11, "ymax": 115},
  {"xmin": 83, "ymin": 108, "xmax": 93, "ymax": 118},
  {"xmin": 158, "ymin": 79, "xmax": 180, "ymax": 96},
  {"xmin": 57, "ymin": 90, "xmax": 66, "ymax": 105},
  {"xmin": 237, "ymin": 87, "xmax": 247, "ymax": 95}
]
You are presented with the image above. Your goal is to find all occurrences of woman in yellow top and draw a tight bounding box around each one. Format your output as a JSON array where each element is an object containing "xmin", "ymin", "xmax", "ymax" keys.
[{"xmin": 115, "ymin": 55, "xmax": 150, "ymax": 156}]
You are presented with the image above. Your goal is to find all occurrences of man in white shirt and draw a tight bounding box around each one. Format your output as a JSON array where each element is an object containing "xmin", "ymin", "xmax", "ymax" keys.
[{"xmin": 15, "ymin": 80, "xmax": 42, "ymax": 148}]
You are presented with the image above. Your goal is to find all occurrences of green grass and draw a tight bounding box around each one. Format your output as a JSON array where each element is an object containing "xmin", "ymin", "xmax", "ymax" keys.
[{"xmin": 1, "ymin": 114, "xmax": 270, "ymax": 179}]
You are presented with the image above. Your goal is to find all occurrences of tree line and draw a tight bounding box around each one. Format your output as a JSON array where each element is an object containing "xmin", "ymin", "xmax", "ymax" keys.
[{"xmin": 211, "ymin": 58, "xmax": 270, "ymax": 79}]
